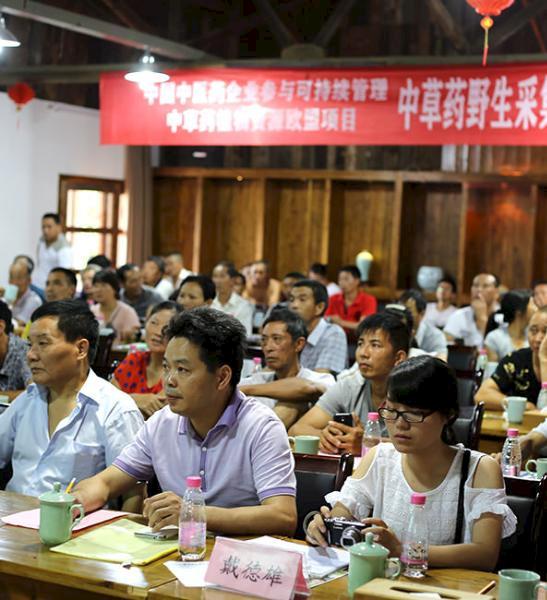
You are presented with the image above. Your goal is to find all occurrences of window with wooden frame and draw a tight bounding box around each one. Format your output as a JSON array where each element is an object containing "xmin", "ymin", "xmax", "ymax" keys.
[{"xmin": 58, "ymin": 175, "xmax": 128, "ymax": 270}]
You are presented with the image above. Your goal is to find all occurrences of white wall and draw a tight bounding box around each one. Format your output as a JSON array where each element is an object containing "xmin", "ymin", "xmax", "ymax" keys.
[{"xmin": 0, "ymin": 92, "xmax": 125, "ymax": 285}]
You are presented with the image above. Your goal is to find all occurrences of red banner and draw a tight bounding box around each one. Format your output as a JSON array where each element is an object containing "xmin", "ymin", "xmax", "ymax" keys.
[{"xmin": 100, "ymin": 64, "xmax": 547, "ymax": 146}]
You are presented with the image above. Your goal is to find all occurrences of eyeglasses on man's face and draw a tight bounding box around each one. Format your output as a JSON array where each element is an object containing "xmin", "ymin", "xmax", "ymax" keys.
[{"xmin": 378, "ymin": 406, "xmax": 434, "ymax": 424}]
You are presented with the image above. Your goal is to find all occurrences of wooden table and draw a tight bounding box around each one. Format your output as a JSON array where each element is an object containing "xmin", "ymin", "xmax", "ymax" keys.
[
  {"xmin": 479, "ymin": 410, "xmax": 542, "ymax": 454},
  {"xmin": 148, "ymin": 559, "xmax": 500, "ymax": 599},
  {"xmin": 0, "ymin": 491, "xmax": 177, "ymax": 599}
]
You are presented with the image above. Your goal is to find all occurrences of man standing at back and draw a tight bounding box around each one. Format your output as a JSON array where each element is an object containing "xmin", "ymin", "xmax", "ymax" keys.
[{"xmin": 34, "ymin": 213, "xmax": 72, "ymax": 291}]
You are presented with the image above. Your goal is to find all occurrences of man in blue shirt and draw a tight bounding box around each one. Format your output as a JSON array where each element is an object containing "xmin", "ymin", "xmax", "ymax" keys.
[{"xmin": 0, "ymin": 301, "xmax": 143, "ymax": 509}]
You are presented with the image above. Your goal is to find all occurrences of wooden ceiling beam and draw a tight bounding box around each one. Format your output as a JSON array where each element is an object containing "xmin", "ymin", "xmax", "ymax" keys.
[
  {"xmin": 313, "ymin": 0, "xmax": 361, "ymax": 48},
  {"xmin": 426, "ymin": 0, "xmax": 470, "ymax": 53},
  {"xmin": 98, "ymin": 0, "xmax": 156, "ymax": 35},
  {"xmin": 252, "ymin": 0, "xmax": 298, "ymax": 47}
]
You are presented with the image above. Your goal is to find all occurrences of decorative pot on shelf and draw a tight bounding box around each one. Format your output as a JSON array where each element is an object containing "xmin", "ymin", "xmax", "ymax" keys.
[
  {"xmin": 417, "ymin": 266, "xmax": 443, "ymax": 292},
  {"xmin": 355, "ymin": 250, "xmax": 373, "ymax": 282}
]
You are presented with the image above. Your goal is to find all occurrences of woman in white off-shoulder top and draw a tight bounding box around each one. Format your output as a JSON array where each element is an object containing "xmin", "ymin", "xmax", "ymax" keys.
[{"xmin": 307, "ymin": 356, "xmax": 516, "ymax": 572}]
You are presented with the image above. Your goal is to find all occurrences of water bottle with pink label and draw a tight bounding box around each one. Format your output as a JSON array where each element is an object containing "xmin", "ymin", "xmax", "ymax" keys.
[
  {"xmin": 179, "ymin": 476, "xmax": 206, "ymax": 561},
  {"xmin": 401, "ymin": 493, "xmax": 429, "ymax": 578},
  {"xmin": 501, "ymin": 428, "xmax": 522, "ymax": 477}
]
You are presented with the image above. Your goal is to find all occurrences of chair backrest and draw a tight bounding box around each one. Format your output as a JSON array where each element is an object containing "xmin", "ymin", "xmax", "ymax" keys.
[
  {"xmin": 92, "ymin": 331, "xmax": 116, "ymax": 380},
  {"xmin": 452, "ymin": 402, "xmax": 484, "ymax": 450},
  {"xmin": 456, "ymin": 377, "xmax": 476, "ymax": 408},
  {"xmin": 498, "ymin": 475, "xmax": 547, "ymax": 578},
  {"xmin": 447, "ymin": 345, "xmax": 477, "ymax": 379},
  {"xmin": 293, "ymin": 452, "xmax": 354, "ymax": 540}
]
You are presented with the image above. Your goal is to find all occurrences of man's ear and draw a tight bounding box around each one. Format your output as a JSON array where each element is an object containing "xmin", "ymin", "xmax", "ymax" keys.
[
  {"xmin": 295, "ymin": 336, "xmax": 307, "ymax": 354},
  {"xmin": 217, "ymin": 364, "xmax": 232, "ymax": 391},
  {"xmin": 393, "ymin": 350, "xmax": 407, "ymax": 366},
  {"xmin": 76, "ymin": 338, "xmax": 90, "ymax": 361},
  {"xmin": 315, "ymin": 302, "xmax": 326, "ymax": 319}
]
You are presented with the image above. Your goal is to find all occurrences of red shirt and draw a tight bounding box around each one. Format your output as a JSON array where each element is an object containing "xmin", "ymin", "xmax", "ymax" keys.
[
  {"xmin": 114, "ymin": 351, "xmax": 163, "ymax": 394},
  {"xmin": 326, "ymin": 291, "xmax": 377, "ymax": 323}
]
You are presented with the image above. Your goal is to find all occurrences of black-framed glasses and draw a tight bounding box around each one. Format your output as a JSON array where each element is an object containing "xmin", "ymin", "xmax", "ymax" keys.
[{"xmin": 378, "ymin": 407, "xmax": 434, "ymax": 424}]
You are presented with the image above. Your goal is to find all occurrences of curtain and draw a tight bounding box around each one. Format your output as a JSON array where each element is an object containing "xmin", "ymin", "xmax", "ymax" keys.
[{"xmin": 125, "ymin": 146, "xmax": 153, "ymax": 265}]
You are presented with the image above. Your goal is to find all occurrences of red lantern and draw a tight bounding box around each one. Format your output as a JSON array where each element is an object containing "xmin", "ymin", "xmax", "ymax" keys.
[
  {"xmin": 7, "ymin": 82, "xmax": 35, "ymax": 111},
  {"xmin": 466, "ymin": 0, "xmax": 514, "ymax": 65}
]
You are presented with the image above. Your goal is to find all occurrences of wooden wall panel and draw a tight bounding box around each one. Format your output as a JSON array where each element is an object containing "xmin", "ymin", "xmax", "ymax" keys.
[
  {"xmin": 199, "ymin": 178, "xmax": 264, "ymax": 275},
  {"xmin": 397, "ymin": 183, "xmax": 463, "ymax": 289},
  {"xmin": 264, "ymin": 179, "xmax": 328, "ymax": 277},
  {"xmin": 533, "ymin": 186, "xmax": 547, "ymax": 283},
  {"xmin": 153, "ymin": 177, "xmax": 197, "ymax": 267},
  {"xmin": 332, "ymin": 181, "xmax": 397, "ymax": 289},
  {"xmin": 464, "ymin": 183, "xmax": 537, "ymax": 290}
]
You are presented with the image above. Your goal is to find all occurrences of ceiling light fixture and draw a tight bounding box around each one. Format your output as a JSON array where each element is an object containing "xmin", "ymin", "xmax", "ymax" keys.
[
  {"xmin": 0, "ymin": 14, "xmax": 21, "ymax": 48},
  {"xmin": 124, "ymin": 52, "xmax": 169, "ymax": 85}
]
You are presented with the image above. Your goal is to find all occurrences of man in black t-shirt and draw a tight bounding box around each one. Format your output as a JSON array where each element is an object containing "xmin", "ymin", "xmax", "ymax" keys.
[{"xmin": 476, "ymin": 307, "xmax": 547, "ymax": 411}]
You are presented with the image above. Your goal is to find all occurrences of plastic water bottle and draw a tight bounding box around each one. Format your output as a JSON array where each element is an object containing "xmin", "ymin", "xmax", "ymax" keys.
[
  {"xmin": 251, "ymin": 356, "xmax": 262, "ymax": 374},
  {"xmin": 537, "ymin": 382, "xmax": 547, "ymax": 411},
  {"xmin": 501, "ymin": 428, "xmax": 522, "ymax": 477},
  {"xmin": 402, "ymin": 493, "xmax": 429, "ymax": 578},
  {"xmin": 362, "ymin": 412, "xmax": 381, "ymax": 455},
  {"xmin": 179, "ymin": 476, "xmax": 206, "ymax": 561}
]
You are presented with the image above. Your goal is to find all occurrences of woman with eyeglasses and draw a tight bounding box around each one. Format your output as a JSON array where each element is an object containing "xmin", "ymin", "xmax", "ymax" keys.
[{"xmin": 306, "ymin": 356, "xmax": 516, "ymax": 571}]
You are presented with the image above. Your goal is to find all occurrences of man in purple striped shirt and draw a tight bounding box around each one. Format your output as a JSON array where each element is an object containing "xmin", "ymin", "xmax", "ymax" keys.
[{"xmin": 74, "ymin": 308, "xmax": 297, "ymax": 536}]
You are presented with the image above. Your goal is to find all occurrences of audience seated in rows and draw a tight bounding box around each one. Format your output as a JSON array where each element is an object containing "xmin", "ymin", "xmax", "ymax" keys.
[
  {"xmin": 289, "ymin": 279, "xmax": 347, "ymax": 374},
  {"xmin": 307, "ymin": 356, "xmax": 516, "ymax": 572},
  {"xmin": 113, "ymin": 301, "xmax": 182, "ymax": 419},
  {"xmin": 398, "ymin": 289, "xmax": 448, "ymax": 360},
  {"xmin": 289, "ymin": 313, "xmax": 409, "ymax": 453},
  {"xmin": 484, "ymin": 290, "xmax": 534, "ymax": 362},
  {"xmin": 34, "ymin": 213, "xmax": 72, "ymax": 291},
  {"xmin": 238, "ymin": 308, "xmax": 335, "ymax": 428},
  {"xmin": 0, "ymin": 302, "xmax": 31, "ymax": 390},
  {"xmin": 444, "ymin": 273, "xmax": 500, "ymax": 348},
  {"xmin": 476, "ymin": 307, "xmax": 547, "ymax": 411},
  {"xmin": 0, "ymin": 301, "xmax": 143, "ymax": 506},
  {"xmin": 74, "ymin": 308, "xmax": 297, "ymax": 536},
  {"xmin": 117, "ymin": 263, "xmax": 163, "ymax": 324},
  {"xmin": 308, "ymin": 262, "xmax": 341, "ymax": 297},
  {"xmin": 243, "ymin": 260, "xmax": 281, "ymax": 307},
  {"xmin": 164, "ymin": 251, "xmax": 193, "ymax": 290},
  {"xmin": 325, "ymin": 265, "xmax": 377, "ymax": 333},
  {"xmin": 423, "ymin": 275, "xmax": 457, "ymax": 330},
  {"xmin": 45, "ymin": 267, "xmax": 77, "ymax": 302},
  {"xmin": 90, "ymin": 270, "xmax": 140, "ymax": 344},
  {"xmin": 142, "ymin": 255, "xmax": 174, "ymax": 300},
  {"xmin": 211, "ymin": 261, "xmax": 253, "ymax": 335},
  {"xmin": 8, "ymin": 258, "xmax": 43, "ymax": 326},
  {"xmin": 177, "ymin": 275, "xmax": 215, "ymax": 311}
]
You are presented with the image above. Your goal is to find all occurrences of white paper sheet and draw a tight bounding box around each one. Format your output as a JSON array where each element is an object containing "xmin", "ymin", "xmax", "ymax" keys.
[{"xmin": 164, "ymin": 561, "xmax": 210, "ymax": 587}]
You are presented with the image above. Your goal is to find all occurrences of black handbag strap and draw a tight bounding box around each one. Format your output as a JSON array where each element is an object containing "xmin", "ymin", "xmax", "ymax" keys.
[{"xmin": 454, "ymin": 449, "xmax": 471, "ymax": 544}]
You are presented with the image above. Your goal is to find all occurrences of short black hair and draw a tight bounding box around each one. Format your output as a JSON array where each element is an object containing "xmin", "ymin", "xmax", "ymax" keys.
[
  {"xmin": 180, "ymin": 275, "xmax": 216, "ymax": 302},
  {"xmin": 383, "ymin": 304, "xmax": 414, "ymax": 339},
  {"xmin": 532, "ymin": 279, "xmax": 547, "ymax": 288},
  {"xmin": 148, "ymin": 300, "xmax": 183, "ymax": 319},
  {"xmin": 499, "ymin": 289, "xmax": 531, "ymax": 324},
  {"xmin": 42, "ymin": 212, "xmax": 60, "ymax": 224},
  {"xmin": 292, "ymin": 279, "xmax": 329, "ymax": 315},
  {"xmin": 339, "ymin": 265, "xmax": 361, "ymax": 280},
  {"xmin": 0, "ymin": 302, "xmax": 14, "ymax": 335},
  {"xmin": 146, "ymin": 255, "xmax": 166, "ymax": 274},
  {"xmin": 214, "ymin": 261, "xmax": 238, "ymax": 278},
  {"xmin": 439, "ymin": 274, "xmax": 457, "ymax": 294},
  {"xmin": 357, "ymin": 312, "xmax": 410, "ymax": 354},
  {"xmin": 387, "ymin": 356, "xmax": 458, "ymax": 444},
  {"xmin": 263, "ymin": 308, "xmax": 308, "ymax": 341},
  {"xmin": 14, "ymin": 255, "xmax": 35, "ymax": 274},
  {"xmin": 49, "ymin": 267, "xmax": 77, "ymax": 289},
  {"xmin": 30, "ymin": 300, "xmax": 99, "ymax": 363},
  {"xmin": 117, "ymin": 263, "xmax": 138, "ymax": 283},
  {"xmin": 233, "ymin": 271, "xmax": 246, "ymax": 286},
  {"xmin": 87, "ymin": 255, "xmax": 112, "ymax": 269},
  {"xmin": 165, "ymin": 307, "xmax": 246, "ymax": 387},
  {"xmin": 398, "ymin": 289, "xmax": 427, "ymax": 314},
  {"xmin": 309, "ymin": 263, "xmax": 327, "ymax": 278},
  {"xmin": 283, "ymin": 271, "xmax": 306, "ymax": 280},
  {"xmin": 93, "ymin": 269, "xmax": 121, "ymax": 299}
]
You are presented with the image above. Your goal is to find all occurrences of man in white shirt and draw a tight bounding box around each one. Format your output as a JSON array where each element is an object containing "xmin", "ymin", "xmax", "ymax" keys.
[
  {"xmin": 34, "ymin": 213, "xmax": 73, "ymax": 290},
  {"xmin": 0, "ymin": 300, "xmax": 143, "ymax": 506},
  {"xmin": 424, "ymin": 275, "xmax": 457, "ymax": 329},
  {"xmin": 239, "ymin": 308, "xmax": 335, "ymax": 428},
  {"xmin": 211, "ymin": 261, "xmax": 253, "ymax": 335},
  {"xmin": 8, "ymin": 260, "xmax": 42, "ymax": 325},
  {"xmin": 165, "ymin": 251, "xmax": 193, "ymax": 290},
  {"xmin": 444, "ymin": 273, "xmax": 500, "ymax": 348},
  {"xmin": 142, "ymin": 256, "xmax": 174, "ymax": 300},
  {"xmin": 289, "ymin": 279, "xmax": 347, "ymax": 373}
]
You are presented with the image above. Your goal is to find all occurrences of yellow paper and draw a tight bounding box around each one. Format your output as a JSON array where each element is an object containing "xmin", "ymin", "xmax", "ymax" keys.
[{"xmin": 50, "ymin": 518, "xmax": 178, "ymax": 566}]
